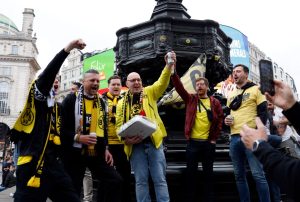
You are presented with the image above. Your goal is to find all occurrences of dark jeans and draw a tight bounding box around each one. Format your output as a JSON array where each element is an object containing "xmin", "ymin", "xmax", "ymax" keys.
[
  {"xmin": 109, "ymin": 144, "xmax": 131, "ymax": 202},
  {"xmin": 63, "ymin": 148, "xmax": 123, "ymax": 202},
  {"xmin": 186, "ymin": 139, "xmax": 216, "ymax": 202},
  {"xmin": 14, "ymin": 157, "xmax": 80, "ymax": 202}
]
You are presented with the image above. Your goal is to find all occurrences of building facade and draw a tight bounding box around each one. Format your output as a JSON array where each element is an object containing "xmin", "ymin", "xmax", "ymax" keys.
[
  {"xmin": 0, "ymin": 9, "xmax": 40, "ymax": 127},
  {"xmin": 248, "ymin": 42, "xmax": 266, "ymax": 84},
  {"xmin": 59, "ymin": 49, "xmax": 82, "ymax": 100}
]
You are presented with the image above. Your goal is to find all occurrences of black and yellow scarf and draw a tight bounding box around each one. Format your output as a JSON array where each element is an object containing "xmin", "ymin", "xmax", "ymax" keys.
[
  {"xmin": 13, "ymin": 82, "xmax": 61, "ymax": 188},
  {"xmin": 75, "ymin": 86, "xmax": 106, "ymax": 156}
]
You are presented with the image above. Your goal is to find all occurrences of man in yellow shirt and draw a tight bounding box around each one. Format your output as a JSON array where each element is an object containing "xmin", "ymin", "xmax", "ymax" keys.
[
  {"xmin": 116, "ymin": 52, "xmax": 175, "ymax": 202},
  {"xmin": 225, "ymin": 64, "xmax": 270, "ymax": 202},
  {"xmin": 102, "ymin": 75, "xmax": 131, "ymax": 202}
]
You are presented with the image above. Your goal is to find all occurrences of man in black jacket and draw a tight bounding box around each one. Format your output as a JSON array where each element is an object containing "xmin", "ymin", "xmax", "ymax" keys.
[
  {"xmin": 11, "ymin": 39, "xmax": 85, "ymax": 202},
  {"xmin": 240, "ymin": 80, "xmax": 300, "ymax": 201},
  {"xmin": 61, "ymin": 70, "xmax": 122, "ymax": 202}
]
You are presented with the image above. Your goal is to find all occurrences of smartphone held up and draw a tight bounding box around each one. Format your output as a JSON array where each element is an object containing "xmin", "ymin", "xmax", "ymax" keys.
[{"xmin": 259, "ymin": 59, "xmax": 275, "ymax": 96}]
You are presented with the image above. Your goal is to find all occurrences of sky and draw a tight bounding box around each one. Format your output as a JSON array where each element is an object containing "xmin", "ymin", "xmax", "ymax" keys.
[{"xmin": 1, "ymin": 0, "xmax": 300, "ymax": 91}]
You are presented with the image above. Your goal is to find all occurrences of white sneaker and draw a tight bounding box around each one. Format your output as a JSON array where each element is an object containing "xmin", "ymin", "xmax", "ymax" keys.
[{"xmin": 9, "ymin": 193, "xmax": 14, "ymax": 197}]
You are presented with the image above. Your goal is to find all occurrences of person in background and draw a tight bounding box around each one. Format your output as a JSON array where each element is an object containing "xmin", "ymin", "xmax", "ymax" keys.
[
  {"xmin": 71, "ymin": 81, "xmax": 82, "ymax": 93},
  {"xmin": 101, "ymin": 75, "xmax": 131, "ymax": 202}
]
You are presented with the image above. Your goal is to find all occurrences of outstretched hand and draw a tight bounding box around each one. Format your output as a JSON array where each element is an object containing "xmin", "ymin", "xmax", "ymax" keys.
[
  {"xmin": 64, "ymin": 39, "xmax": 86, "ymax": 53},
  {"xmin": 265, "ymin": 80, "xmax": 296, "ymax": 110},
  {"xmin": 240, "ymin": 117, "xmax": 268, "ymax": 150}
]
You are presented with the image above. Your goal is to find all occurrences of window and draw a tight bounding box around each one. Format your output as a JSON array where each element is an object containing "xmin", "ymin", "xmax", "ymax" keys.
[
  {"xmin": 11, "ymin": 45, "xmax": 18, "ymax": 55},
  {"xmin": 0, "ymin": 82, "xmax": 10, "ymax": 115},
  {"xmin": 0, "ymin": 67, "xmax": 11, "ymax": 76}
]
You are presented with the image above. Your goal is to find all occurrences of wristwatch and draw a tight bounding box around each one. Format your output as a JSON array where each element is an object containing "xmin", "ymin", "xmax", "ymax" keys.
[{"xmin": 252, "ymin": 140, "xmax": 265, "ymax": 151}]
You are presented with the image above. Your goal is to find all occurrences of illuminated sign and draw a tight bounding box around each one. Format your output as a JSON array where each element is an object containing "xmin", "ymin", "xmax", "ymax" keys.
[
  {"xmin": 83, "ymin": 49, "xmax": 115, "ymax": 89},
  {"xmin": 220, "ymin": 25, "xmax": 250, "ymax": 69}
]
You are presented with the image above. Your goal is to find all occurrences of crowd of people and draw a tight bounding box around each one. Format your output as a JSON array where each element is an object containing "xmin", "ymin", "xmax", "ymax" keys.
[{"xmin": 1, "ymin": 38, "xmax": 300, "ymax": 202}]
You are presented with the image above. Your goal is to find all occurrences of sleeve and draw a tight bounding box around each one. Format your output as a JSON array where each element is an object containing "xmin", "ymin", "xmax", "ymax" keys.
[
  {"xmin": 147, "ymin": 67, "xmax": 171, "ymax": 100},
  {"xmin": 256, "ymin": 87, "xmax": 267, "ymax": 105},
  {"xmin": 35, "ymin": 49, "xmax": 69, "ymax": 96},
  {"xmin": 254, "ymin": 141, "xmax": 300, "ymax": 197},
  {"xmin": 212, "ymin": 98, "xmax": 223, "ymax": 141},
  {"xmin": 257, "ymin": 101, "xmax": 268, "ymax": 125},
  {"xmin": 61, "ymin": 94, "xmax": 76, "ymax": 148},
  {"xmin": 282, "ymin": 102, "xmax": 300, "ymax": 134},
  {"xmin": 256, "ymin": 87, "xmax": 268, "ymax": 124},
  {"xmin": 171, "ymin": 73, "xmax": 191, "ymax": 103}
]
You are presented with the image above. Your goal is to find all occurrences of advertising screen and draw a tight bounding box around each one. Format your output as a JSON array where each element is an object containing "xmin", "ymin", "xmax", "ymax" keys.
[
  {"xmin": 83, "ymin": 49, "xmax": 115, "ymax": 89},
  {"xmin": 220, "ymin": 25, "xmax": 250, "ymax": 69}
]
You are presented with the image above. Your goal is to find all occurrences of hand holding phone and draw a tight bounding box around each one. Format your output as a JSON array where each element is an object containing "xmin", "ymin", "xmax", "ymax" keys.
[{"xmin": 259, "ymin": 59, "xmax": 275, "ymax": 96}]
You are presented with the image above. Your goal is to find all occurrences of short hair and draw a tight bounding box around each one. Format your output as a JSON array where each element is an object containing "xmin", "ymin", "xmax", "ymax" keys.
[
  {"xmin": 195, "ymin": 77, "xmax": 209, "ymax": 86},
  {"xmin": 233, "ymin": 64, "xmax": 249, "ymax": 74},
  {"xmin": 108, "ymin": 75, "xmax": 121, "ymax": 84},
  {"xmin": 72, "ymin": 81, "xmax": 82, "ymax": 89},
  {"xmin": 85, "ymin": 69, "xmax": 99, "ymax": 75},
  {"xmin": 83, "ymin": 69, "xmax": 99, "ymax": 79}
]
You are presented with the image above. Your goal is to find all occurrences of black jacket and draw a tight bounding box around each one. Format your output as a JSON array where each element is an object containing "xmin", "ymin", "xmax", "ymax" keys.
[
  {"xmin": 254, "ymin": 101, "xmax": 300, "ymax": 200},
  {"xmin": 11, "ymin": 49, "xmax": 69, "ymax": 159},
  {"xmin": 282, "ymin": 101, "xmax": 300, "ymax": 134},
  {"xmin": 254, "ymin": 141, "xmax": 300, "ymax": 200},
  {"xmin": 61, "ymin": 93, "xmax": 108, "ymax": 156}
]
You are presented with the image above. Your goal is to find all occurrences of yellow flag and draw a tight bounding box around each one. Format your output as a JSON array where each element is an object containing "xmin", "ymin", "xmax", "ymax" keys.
[{"xmin": 159, "ymin": 54, "xmax": 207, "ymax": 106}]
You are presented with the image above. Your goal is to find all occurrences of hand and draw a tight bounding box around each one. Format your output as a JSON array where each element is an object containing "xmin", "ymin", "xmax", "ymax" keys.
[
  {"xmin": 124, "ymin": 136, "xmax": 143, "ymax": 145},
  {"xmin": 224, "ymin": 115, "xmax": 234, "ymax": 126},
  {"xmin": 240, "ymin": 117, "xmax": 268, "ymax": 150},
  {"xmin": 164, "ymin": 51, "xmax": 177, "ymax": 69},
  {"xmin": 210, "ymin": 140, "xmax": 216, "ymax": 144},
  {"xmin": 265, "ymin": 80, "xmax": 296, "ymax": 110},
  {"xmin": 105, "ymin": 149, "xmax": 114, "ymax": 166},
  {"xmin": 78, "ymin": 134, "xmax": 97, "ymax": 145},
  {"xmin": 64, "ymin": 39, "xmax": 86, "ymax": 53}
]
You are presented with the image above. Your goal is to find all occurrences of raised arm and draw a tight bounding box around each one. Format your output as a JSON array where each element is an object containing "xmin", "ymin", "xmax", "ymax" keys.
[{"xmin": 36, "ymin": 39, "xmax": 86, "ymax": 96}]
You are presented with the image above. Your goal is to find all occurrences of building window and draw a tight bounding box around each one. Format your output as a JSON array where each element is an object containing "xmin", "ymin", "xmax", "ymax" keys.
[
  {"xmin": 0, "ymin": 82, "xmax": 10, "ymax": 115},
  {"xmin": 0, "ymin": 67, "xmax": 11, "ymax": 76},
  {"xmin": 11, "ymin": 45, "xmax": 18, "ymax": 55}
]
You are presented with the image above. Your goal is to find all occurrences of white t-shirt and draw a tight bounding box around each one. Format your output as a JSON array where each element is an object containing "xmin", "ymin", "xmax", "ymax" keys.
[{"xmin": 273, "ymin": 107, "xmax": 300, "ymax": 142}]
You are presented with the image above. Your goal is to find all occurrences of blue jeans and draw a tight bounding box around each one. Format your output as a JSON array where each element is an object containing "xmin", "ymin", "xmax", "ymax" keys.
[
  {"xmin": 130, "ymin": 142, "xmax": 169, "ymax": 202},
  {"xmin": 229, "ymin": 135, "xmax": 270, "ymax": 202}
]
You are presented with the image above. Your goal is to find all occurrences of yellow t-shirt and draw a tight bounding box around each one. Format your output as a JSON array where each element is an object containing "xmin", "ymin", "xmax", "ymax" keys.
[
  {"xmin": 227, "ymin": 85, "xmax": 266, "ymax": 135},
  {"xmin": 107, "ymin": 98, "xmax": 123, "ymax": 145},
  {"xmin": 191, "ymin": 98, "xmax": 211, "ymax": 140}
]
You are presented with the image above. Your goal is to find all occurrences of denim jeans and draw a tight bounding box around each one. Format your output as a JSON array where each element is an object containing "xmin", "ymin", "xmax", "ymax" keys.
[
  {"xmin": 130, "ymin": 142, "xmax": 169, "ymax": 202},
  {"xmin": 229, "ymin": 135, "xmax": 270, "ymax": 202}
]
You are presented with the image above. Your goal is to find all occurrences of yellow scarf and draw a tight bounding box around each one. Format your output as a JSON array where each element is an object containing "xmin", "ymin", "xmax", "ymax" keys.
[{"xmin": 13, "ymin": 82, "xmax": 36, "ymax": 134}]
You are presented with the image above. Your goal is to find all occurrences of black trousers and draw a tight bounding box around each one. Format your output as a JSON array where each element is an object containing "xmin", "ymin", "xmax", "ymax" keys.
[
  {"xmin": 14, "ymin": 157, "xmax": 80, "ymax": 202},
  {"xmin": 185, "ymin": 139, "xmax": 216, "ymax": 202},
  {"xmin": 108, "ymin": 144, "xmax": 132, "ymax": 202},
  {"xmin": 63, "ymin": 148, "xmax": 123, "ymax": 202}
]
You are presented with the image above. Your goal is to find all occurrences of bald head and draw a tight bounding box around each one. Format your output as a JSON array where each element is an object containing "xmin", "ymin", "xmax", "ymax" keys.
[{"xmin": 126, "ymin": 72, "xmax": 143, "ymax": 94}]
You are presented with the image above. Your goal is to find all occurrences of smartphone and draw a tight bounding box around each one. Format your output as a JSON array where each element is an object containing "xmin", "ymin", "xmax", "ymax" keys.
[{"xmin": 259, "ymin": 59, "xmax": 275, "ymax": 96}]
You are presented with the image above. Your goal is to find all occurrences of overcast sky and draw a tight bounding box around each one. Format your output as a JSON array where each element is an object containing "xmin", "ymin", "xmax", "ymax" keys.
[{"xmin": 2, "ymin": 0, "xmax": 300, "ymax": 91}]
